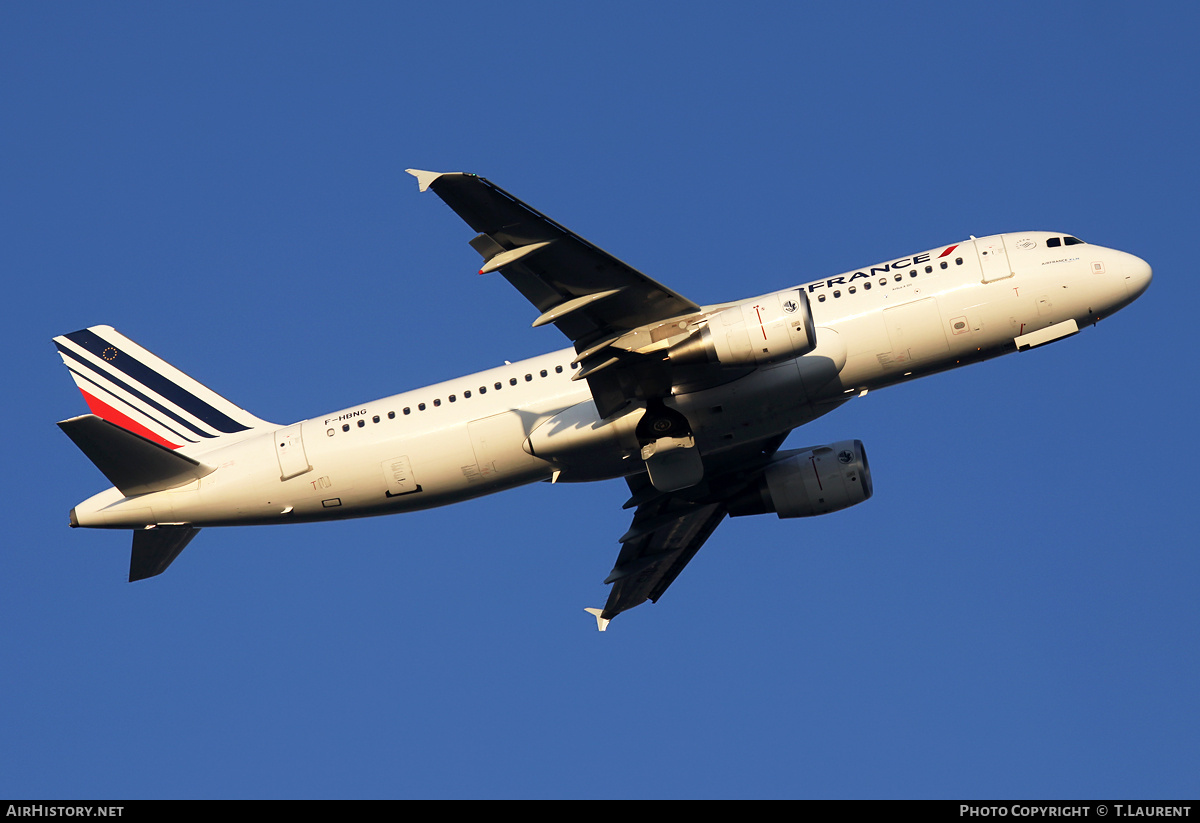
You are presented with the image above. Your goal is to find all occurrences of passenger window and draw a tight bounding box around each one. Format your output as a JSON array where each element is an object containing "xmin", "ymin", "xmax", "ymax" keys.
[
  {"xmin": 848, "ymin": 286, "xmax": 856, "ymax": 294},
  {"xmin": 388, "ymin": 411, "xmax": 395, "ymax": 419},
  {"xmin": 925, "ymin": 265, "xmax": 932, "ymax": 273},
  {"xmin": 403, "ymin": 407, "xmax": 411, "ymax": 415},
  {"xmin": 540, "ymin": 369, "xmax": 547, "ymax": 378},
  {"xmin": 357, "ymin": 420, "xmax": 365, "ymax": 428},
  {"xmin": 955, "ymin": 258, "xmax": 963, "ymax": 265},
  {"xmin": 464, "ymin": 390, "xmax": 472, "ymax": 398},
  {"xmin": 495, "ymin": 382, "xmax": 502, "ymax": 390},
  {"xmin": 940, "ymin": 261, "xmax": 948, "ymax": 269},
  {"xmin": 525, "ymin": 374, "xmax": 532, "ymax": 382},
  {"xmin": 372, "ymin": 415, "xmax": 380, "ymax": 423},
  {"xmin": 817, "ymin": 294, "xmax": 826, "ymax": 302},
  {"xmin": 418, "ymin": 403, "xmax": 426, "ymax": 411},
  {"xmin": 342, "ymin": 424, "xmax": 350, "ymax": 432},
  {"xmin": 433, "ymin": 399, "xmax": 441, "ymax": 407},
  {"xmin": 555, "ymin": 365, "xmax": 563, "ymax": 373},
  {"xmin": 864, "ymin": 282, "xmax": 871, "ymax": 290},
  {"xmin": 510, "ymin": 378, "xmax": 517, "ymax": 386}
]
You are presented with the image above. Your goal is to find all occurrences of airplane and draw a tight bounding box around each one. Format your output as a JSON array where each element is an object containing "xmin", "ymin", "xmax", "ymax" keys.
[{"xmin": 54, "ymin": 170, "xmax": 1152, "ymax": 630}]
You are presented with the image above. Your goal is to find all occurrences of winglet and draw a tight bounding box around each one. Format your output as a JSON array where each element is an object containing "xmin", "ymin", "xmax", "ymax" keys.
[
  {"xmin": 405, "ymin": 168, "xmax": 445, "ymax": 193},
  {"xmin": 584, "ymin": 608, "xmax": 610, "ymax": 632}
]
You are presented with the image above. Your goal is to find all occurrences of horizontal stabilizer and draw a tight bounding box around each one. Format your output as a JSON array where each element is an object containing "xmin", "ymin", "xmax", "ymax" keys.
[
  {"xmin": 130, "ymin": 525, "xmax": 201, "ymax": 581},
  {"xmin": 58, "ymin": 415, "xmax": 215, "ymax": 496}
]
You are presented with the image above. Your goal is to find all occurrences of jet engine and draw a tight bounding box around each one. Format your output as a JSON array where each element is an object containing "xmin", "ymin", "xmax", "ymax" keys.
[
  {"xmin": 668, "ymin": 290, "xmax": 817, "ymax": 369},
  {"xmin": 728, "ymin": 439, "xmax": 872, "ymax": 519}
]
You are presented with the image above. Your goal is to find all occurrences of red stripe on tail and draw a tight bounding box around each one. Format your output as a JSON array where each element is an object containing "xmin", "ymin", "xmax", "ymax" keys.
[{"xmin": 79, "ymin": 390, "xmax": 180, "ymax": 449}]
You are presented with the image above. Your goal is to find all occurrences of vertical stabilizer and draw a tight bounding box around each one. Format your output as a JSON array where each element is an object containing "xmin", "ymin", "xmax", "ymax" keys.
[{"xmin": 53, "ymin": 325, "xmax": 274, "ymax": 452}]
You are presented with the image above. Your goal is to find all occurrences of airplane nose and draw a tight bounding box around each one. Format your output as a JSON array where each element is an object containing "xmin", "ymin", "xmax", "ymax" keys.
[{"xmin": 1125, "ymin": 254, "xmax": 1153, "ymax": 300}]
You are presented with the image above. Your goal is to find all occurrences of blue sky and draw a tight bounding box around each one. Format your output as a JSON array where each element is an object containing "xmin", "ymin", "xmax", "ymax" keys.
[{"xmin": 3, "ymin": 1, "xmax": 1197, "ymax": 799}]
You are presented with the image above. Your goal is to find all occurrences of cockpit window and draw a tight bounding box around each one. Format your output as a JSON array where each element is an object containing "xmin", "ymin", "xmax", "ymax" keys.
[{"xmin": 1046, "ymin": 235, "xmax": 1084, "ymax": 248}]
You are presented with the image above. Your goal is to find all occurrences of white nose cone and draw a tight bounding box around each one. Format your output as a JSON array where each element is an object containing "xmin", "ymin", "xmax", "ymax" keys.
[{"xmin": 1126, "ymin": 254, "xmax": 1153, "ymax": 300}]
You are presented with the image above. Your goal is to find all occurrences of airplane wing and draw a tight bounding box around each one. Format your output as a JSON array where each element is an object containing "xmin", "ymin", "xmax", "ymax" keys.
[
  {"xmin": 593, "ymin": 433, "xmax": 790, "ymax": 627},
  {"xmin": 407, "ymin": 170, "xmax": 700, "ymax": 351},
  {"xmin": 598, "ymin": 475, "xmax": 729, "ymax": 623},
  {"xmin": 408, "ymin": 170, "xmax": 709, "ymax": 418}
]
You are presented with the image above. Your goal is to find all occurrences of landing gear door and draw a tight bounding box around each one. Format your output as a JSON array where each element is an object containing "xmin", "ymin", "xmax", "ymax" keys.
[
  {"xmin": 976, "ymin": 236, "xmax": 1013, "ymax": 283},
  {"xmin": 274, "ymin": 424, "xmax": 312, "ymax": 481}
]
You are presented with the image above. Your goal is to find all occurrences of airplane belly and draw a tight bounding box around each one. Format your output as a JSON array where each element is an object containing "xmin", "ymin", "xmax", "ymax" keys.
[{"xmin": 683, "ymin": 359, "xmax": 818, "ymax": 450}]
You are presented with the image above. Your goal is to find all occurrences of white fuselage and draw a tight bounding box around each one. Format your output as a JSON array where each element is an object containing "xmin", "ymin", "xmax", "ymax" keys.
[{"xmin": 71, "ymin": 232, "xmax": 1151, "ymax": 530}]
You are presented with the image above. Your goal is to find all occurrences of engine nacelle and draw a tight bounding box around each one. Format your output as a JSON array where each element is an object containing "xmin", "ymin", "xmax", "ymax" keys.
[
  {"xmin": 728, "ymin": 439, "xmax": 872, "ymax": 519},
  {"xmin": 668, "ymin": 289, "xmax": 816, "ymax": 369}
]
